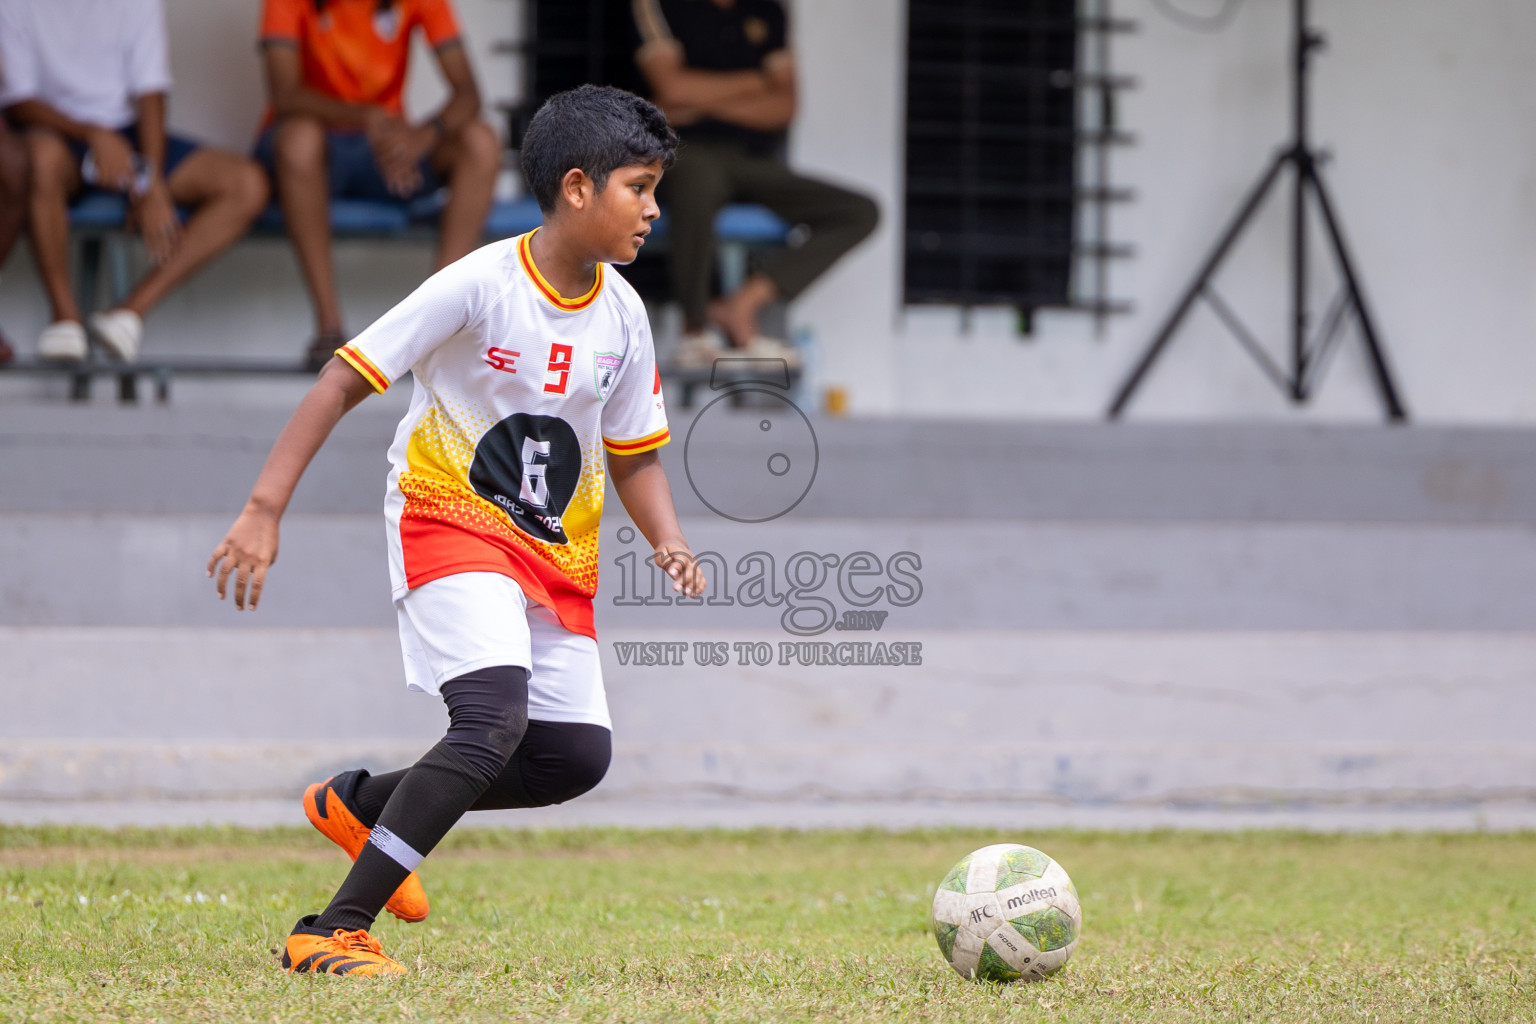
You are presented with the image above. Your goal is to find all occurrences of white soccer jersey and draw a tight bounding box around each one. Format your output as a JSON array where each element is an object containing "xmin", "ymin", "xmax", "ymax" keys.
[{"xmin": 338, "ymin": 230, "xmax": 670, "ymax": 639}]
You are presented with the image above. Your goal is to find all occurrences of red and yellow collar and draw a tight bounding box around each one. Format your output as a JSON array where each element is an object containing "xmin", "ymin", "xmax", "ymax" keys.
[{"xmin": 519, "ymin": 229, "xmax": 604, "ymax": 312}]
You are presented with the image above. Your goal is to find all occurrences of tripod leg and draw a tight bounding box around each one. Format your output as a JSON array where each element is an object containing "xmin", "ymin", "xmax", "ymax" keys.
[
  {"xmin": 1304, "ymin": 164, "xmax": 1407, "ymax": 422},
  {"xmin": 1108, "ymin": 152, "xmax": 1290, "ymax": 419}
]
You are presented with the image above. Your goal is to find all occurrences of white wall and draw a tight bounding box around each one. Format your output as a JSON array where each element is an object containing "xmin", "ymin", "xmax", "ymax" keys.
[
  {"xmin": 3, "ymin": 0, "xmax": 1533, "ymax": 422},
  {"xmin": 788, "ymin": 0, "xmax": 1536, "ymax": 421}
]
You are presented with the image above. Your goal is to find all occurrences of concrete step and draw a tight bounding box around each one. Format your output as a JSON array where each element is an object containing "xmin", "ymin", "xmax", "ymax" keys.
[
  {"xmin": 5, "ymin": 626, "xmax": 1534, "ymax": 811},
  {"xmin": 7, "ymin": 409, "xmax": 1535, "ymax": 826},
  {"xmin": 4, "ymin": 403, "xmax": 1536, "ymax": 523},
  {"xmin": 3, "ymin": 513, "xmax": 1535, "ymax": 630}
]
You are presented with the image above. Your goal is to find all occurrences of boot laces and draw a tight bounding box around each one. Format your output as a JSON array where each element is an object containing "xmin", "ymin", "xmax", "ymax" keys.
[{"xmin": 331, "ymin": 928, "xmax": 385, "ymax": 958}]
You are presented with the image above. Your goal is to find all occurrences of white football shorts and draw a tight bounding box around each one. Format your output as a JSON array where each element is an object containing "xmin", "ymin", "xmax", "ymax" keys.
[{"xmin": 395, "ymin": 571, "xmax": 610, "ymax": 728}]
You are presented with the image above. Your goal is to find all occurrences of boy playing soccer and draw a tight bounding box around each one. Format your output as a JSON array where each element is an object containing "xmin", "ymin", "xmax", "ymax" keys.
[{"xmin": 207, "ymin": 85, "xmax": 702, "ymax": 976}]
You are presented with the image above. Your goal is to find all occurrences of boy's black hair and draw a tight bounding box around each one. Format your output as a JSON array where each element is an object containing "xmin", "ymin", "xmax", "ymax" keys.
[{"xmin": 520, "ymin": 85, "xmax": 678, "ymax": 213}]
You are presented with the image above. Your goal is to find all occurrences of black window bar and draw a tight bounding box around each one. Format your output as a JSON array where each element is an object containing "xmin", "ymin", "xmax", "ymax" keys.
[{"xmin": 903, "ymin": 0, "xmax": 1135, "ymax": 334}]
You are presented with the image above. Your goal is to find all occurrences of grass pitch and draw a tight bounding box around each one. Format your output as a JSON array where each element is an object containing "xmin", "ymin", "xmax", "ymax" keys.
[{"xmin": 1, "ymin": 826, "xmax": 1534, "ymax": 1022}]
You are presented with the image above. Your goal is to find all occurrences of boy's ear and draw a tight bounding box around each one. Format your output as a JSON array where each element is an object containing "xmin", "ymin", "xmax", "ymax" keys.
[{"xmin": 559, "ymin": 168, "xmax": 593, "ymax": 212}]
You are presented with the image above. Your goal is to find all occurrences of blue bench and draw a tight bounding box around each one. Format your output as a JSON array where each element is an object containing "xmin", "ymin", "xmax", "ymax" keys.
[
  {"xmin": 67, "ymin": 192, "xmax": 788, "ymax": 307},
  {"xmin": 35, "ymin": 193, "xmax": 790, "ymax": 402}
]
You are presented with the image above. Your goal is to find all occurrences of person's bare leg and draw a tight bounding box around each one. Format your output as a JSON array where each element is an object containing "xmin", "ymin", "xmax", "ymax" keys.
[
  {"xmin": 24, "ymin": 129, "xmax": 83, "ymax": 324},
  {"xmin": 708, "ymin": 273, "xmax": 778, "ymax": 348},
  {"xmin": 271, "ymin": 117, "xmax": 342, "ymax": 335},
  {"xmin": 116, "ymin": 150, "xmax": 268, "ymax": 316},
  {"xmin": 0, "ymin": 128, "xmax": 29, "ymax": 361},
  {"xmin": 430, "ymin": 120, "xmax": 498, "ymax": 269},
  {"xmin": 0, "ymin": 128, "xmax": 28, "ymax": 267}
]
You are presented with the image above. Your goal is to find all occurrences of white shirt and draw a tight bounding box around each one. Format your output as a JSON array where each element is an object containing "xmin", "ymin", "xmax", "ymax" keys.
[
  {"xmin": 0, "ymin": 0, "xmax": 173, "ymax": 130},
  {"xmin": 337, "ymin": 231, "xmax": 671, "ymax": 639}
]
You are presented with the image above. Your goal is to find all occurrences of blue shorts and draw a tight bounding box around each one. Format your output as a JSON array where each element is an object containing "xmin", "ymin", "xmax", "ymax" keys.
[
  {"xmin": 67, "ymin": 123, "xmax": 199, "ymax": 189},
  {"xmin": 254, "ymin": 125, "xmax": 442, "ymax": 202}
]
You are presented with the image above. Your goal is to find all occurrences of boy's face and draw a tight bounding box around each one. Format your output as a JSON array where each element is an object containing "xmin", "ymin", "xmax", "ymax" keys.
[{"xmin": 585, "ymin": 161, "xmax": 664, "ymax": 265}]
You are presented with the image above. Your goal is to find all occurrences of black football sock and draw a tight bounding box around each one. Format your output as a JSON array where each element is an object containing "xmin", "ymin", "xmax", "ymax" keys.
[
  {"xmin": 314, "ymin": 664, "xmax": 530, "ymax": 933},
  {"xmin": 352, "ymin": 666, "xmax": 535, "ymax": 823},
  {"xmin": 314, "ymin": 741, "xmax": 490, "ymax": 933},
  {"xmin": 352, "ymin": 769, "xmax": 404, "ymax": 827}
]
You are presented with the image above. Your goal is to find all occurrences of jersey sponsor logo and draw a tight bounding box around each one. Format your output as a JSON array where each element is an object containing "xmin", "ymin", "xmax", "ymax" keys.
[
  {"xmin": 485, "ymin": 347, "xmax": 520, "ymax": 374},
  {"xmin": 594, "ymin": 352, "xmax": 623, "ymax": 402},
  {"xmin": 543, "ymin": 343, "xmax": 573, "ymax": 395},
  {"xmin": 469, "ymin": 413, "xmax": 582, "ymax": 544}
]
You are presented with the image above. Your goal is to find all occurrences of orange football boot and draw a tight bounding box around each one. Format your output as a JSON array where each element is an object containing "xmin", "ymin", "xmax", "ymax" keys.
[
  {"xmin": 282, "ymin": 916, "xmax": 405, "ymax": 976},
  {"xmin": 304, "ymin": 772, "xmax": 430, "ymax": 923}
]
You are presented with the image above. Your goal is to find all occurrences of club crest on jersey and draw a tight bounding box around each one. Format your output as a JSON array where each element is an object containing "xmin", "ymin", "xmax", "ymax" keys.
[
  {"xmin": 594, "ymin": 352, "xmax": 623, "ymax": 402},
  {"xmin": 373, "ymin": 6, "xmax": 402, "ymax": 41}
]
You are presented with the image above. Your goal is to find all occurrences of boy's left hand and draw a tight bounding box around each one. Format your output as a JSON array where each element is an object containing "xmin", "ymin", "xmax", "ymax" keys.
[
  {"xmin": 132, "ymin": 182, "xmax": 180, "ymax": 265},
  {"xmin": 654, "ymin": 544, "xmax": 706, "ymax": 599}
]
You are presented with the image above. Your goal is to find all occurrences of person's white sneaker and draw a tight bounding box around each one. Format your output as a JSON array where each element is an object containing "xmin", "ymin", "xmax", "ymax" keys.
[
  {"xmin": 36, "ymin": 320, "xmax": 88, "ymax": 362},
  {"xmin": 740, "ymin": 335, "xmax": 804, "ymax": 370},
  {"xmin": 89, "ymin": 308, "xmax": 143, "ymax": 362},
  {"xmin": 671, "ymin": 329, "xmax": 727, "ymax": 370}
]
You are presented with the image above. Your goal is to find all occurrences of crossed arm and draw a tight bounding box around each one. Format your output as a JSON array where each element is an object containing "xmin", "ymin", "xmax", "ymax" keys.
[
  {"xmin": 637, "ymin": 46, "xmax": 796, "ymax": 132},
  {"xmin": 261, "ymin": 38, "xmax": 483, "ymax": 194}
]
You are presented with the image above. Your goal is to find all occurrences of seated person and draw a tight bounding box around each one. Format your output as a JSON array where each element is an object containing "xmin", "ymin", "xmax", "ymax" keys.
[
  {"xmin": 257, "ymin": 0, "xmax": 501, "ymax": 369},
  {"xmin": 0, "ymin": 118, "xmax": 27, "ymax": 364},
  {"xmin": 0, "ymin": 0, "xmax": 269, "ymax": 362},
  {"xmin": 632, "ymin": 0, "xmax": 879, "ymax": 367}
]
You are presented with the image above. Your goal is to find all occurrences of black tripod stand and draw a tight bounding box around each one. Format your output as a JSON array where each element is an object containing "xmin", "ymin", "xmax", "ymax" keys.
[{"xmin": 1107, "ymin": 0, "xmax": 1406, "ymax": 422}]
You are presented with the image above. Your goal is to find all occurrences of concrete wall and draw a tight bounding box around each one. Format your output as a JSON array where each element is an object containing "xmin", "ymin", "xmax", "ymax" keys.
[
  {"xmin": 4, "ymin": 405, "xmax": 1536, "ymax": 828},
  {"xmin": 2, "ymin": 0, "xmax": 1533, "ymax": 422}
]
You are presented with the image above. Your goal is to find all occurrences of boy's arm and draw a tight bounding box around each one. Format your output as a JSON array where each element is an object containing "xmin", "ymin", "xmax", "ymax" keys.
[
  {"xmin": 373, "ymin": 42, "xmax": 483, "ymax": 196},
  {"xmin": 130, "ymin": 92, "xmax": 179, "ymax": 265},
  {"xmin": 607, "ymin": 449, "xmax": 706, "ymax": 598},
  {"xmin": 261, "ymin": 43, "xmax": 380, "ymax": 127},
  {"xmin": 207, "ymin": 358, "xmax": 376, "ymax": 610},
  {"xmin": 427, "ymin": 42, "xmax": 483, "ymax": 137}
]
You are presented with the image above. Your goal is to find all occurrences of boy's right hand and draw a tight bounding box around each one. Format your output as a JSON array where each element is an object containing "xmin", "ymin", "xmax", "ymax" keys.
[
  {"xmin": 85, "ymin": 127, "xmax": 137, "ymax": 193},
  {"xmin": 364, "ymin": 108, "xmax": 426, "ymax": 197},
  {"xmin": 207, "ymin": 508, "xmax": 280, "ymax": 611}
]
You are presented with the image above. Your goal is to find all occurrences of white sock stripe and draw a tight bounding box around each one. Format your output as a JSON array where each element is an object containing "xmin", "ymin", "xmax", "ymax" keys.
[{"xmin": 367, "ymin": 825, "xmax": 424, "ymax": 872}]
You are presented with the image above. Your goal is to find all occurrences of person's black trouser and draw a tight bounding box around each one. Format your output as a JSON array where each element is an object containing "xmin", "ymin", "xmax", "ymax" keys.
[{"xmin": 657, "ymin": 141, "xmax": 879, "ymax": 331}]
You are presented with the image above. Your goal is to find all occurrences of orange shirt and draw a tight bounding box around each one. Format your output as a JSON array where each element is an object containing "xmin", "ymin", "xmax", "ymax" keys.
[{"xmin": 260, "ymin": 0, "xmax": 461, "ymax": 118}]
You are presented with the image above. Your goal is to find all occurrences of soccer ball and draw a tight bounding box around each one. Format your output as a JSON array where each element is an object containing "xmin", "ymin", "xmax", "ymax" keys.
[{"xmin": 931, "ymin": 843, "xmax": 1081, "ymax": 982}]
